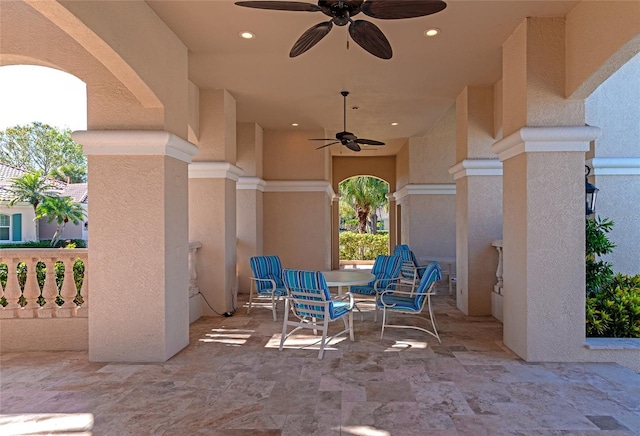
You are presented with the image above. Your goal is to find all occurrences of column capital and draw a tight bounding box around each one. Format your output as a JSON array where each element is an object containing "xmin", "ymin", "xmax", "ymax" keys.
[
  {"xmin": 449, "ymin": 159, "xmax": 503, "ymax": 180},
  {"xmin": 491, "ymin": 126, "xmax": 601, "ymax": 162},
  {"xmin": 72, "ymin": 130, "xmax": 198, "ymax": 163},
  {"xmin": 236, "ymin": 177, "xmax": 266, "ymax": 191},
  {"xmin": 189, "ymin": 162, "xmax": 244, "ymax": 181}
]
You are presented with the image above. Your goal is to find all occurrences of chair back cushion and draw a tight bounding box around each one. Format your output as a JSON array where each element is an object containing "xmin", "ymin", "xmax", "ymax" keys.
[
  {"xmin": 282, "ymin": 269, "xmax": 332, "ymax": 319},
  {"xmin": 250, "ymin": 255, "xmax": 284, "ymax": 291},
  {"xmin": 415, "ymin": 262, "xmax": 442, "ymax": 307},
  {"xmin": 371, "ymin": 255, "xmax": 403, "ymax": 284}
]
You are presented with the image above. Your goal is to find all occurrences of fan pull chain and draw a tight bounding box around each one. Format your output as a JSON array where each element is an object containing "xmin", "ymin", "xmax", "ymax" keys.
[{"xmin": 346, "ymin": 38, "xmax": 349, "ymax": 50}]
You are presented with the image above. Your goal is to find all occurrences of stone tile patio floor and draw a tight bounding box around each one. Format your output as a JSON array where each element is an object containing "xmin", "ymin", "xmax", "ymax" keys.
[{"xmin": 1, "ymin": 289, "xmax": 639, "ymax": 435}]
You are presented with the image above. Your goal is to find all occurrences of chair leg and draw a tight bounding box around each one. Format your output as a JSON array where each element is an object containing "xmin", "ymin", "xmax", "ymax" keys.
[
  {"xmin": 247, "ymin": 282, "xmax": 254, "ymax": 314},
  {"xmin": 279, "ymin": 300, "xmax": 290, "ymax": 351},
  {"xmin": 380, "ymin": 308, "xmax": 387, "ymax": 339},
  {"xmin": 271, "ymin": 293, "xmax": 277, "ymax": 322},
  {"xmin": 427, "ymin": 295, "xmax": 441, "ymax": 343},
  {"xmin": 318, "ymin": 317, "xmax": 330, "ymax": 359},
  {"xmin": 348, "ymin": 312, "xmax": 354, "ymax": 341}
]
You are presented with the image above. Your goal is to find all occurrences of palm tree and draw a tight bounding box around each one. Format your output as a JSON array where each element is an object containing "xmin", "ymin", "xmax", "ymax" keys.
[
  {"xmin": 339, "ymin": 176, "xmax": 389, "ymax": 234},
  {"xmin": 8, "ymin": 170, "xmax": 54, "ymax": 241},
  {"xmin": 35, "ymin": 196, "xmax": 86, "ymax": 246}
]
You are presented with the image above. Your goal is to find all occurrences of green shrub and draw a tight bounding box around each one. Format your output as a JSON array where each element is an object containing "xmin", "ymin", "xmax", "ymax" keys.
[
  {"xmin": 339, "ymin": 231, "xmax": 389, "ymax": 260},
  {"xmin": 586, "ymin": 274, "xmax": 640, "ymax": 338},
  {"xmin": 0, "ymin": 239, "xmax": 86, "ymax": 249},
  {"xmin": 585, "ymin": 217, "xmax": 615, "ymax": 297}
]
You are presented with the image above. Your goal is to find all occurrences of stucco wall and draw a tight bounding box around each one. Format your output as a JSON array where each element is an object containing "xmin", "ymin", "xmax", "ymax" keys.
[
  {"xmin": 263, "ymin": 191, "xmax": 330, "ymax": 271},
  {"xmin": 263, "ymin": 129, "xmax": 327, "ymax": 180}
]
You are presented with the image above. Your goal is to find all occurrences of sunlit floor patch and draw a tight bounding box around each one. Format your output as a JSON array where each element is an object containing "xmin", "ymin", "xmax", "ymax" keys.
[
  {"xmin": 341, "ymin": 425, "xmax": 391, "ymax": 436},
  {"xmin": 0, "ymin": 413, "xmax": 94, "ymax": 435},
  {"xmin": 265, "ymin": 334, "xmax": 347, "ymax": 350},
  {"xmin": 198, "ymin": 328, "xmax": 254, "ymax": 345}
]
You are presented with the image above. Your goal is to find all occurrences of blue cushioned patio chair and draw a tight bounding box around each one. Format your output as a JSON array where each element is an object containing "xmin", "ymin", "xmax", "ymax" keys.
[
  {"xmin": 280, "ymin": 269, "xmax": 355, "ymax": 359},
  {"xmin": 350, "ymin": 255, "xmax": 402, "ymax": 321},
  {"xmin": 377, "ymin": 261, "xmax": 442, "ymax": 342},
  {"xmin": 249, "ymin": 255, "xmax": 287, "ymax": 321},
  {"xmin": 393, "ymin": 245, "xmax": 428, "ymax": 295}
]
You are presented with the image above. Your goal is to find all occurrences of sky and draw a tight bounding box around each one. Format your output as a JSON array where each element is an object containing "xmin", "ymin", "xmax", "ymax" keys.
[{"xmin": 0, "ymin": 65, "xmax": 87, "ymax": 131}]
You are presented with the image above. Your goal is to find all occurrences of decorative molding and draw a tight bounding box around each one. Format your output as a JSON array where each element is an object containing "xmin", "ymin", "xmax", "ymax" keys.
[
  {"xmin": 587, "ymin": 158, "xmax": 640, "ymax": 176},
  {"xmin": 393, "ymin": 184, "xmax": 456, "ymax": 201},
  {"xmin": 448, "ymin": 159, "xmax": 503, "ymax": 180},
  {"xmin": 188, "ymin": 162, "xmax": 244, "ymax": 181},
  {"xmin": 236, "ymin": 177, "xmax": 266, "ymax": 191},
  {"xmin": 72, "ymin": 130, "xmax": 198, "ymax": 163},
  {"xmin": 264, "ymin": 180, "xmax": 335, "ymax": 198},
  {"xmin": 491, "ymin": 126, "xmax": 601, "ymax": 162}
]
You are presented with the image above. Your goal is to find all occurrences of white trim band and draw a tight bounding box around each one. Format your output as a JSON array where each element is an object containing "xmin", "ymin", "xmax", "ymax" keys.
[
  {"xmin": 394, "ymin": 184, "xmax": 456, "ymax": 201},
  {"xmin": 491, "ymin": 126, "xmax": 601, "ymax": 162},
  {"xmin": 188, "ymin": 162, "xmax": 244, "ymax": 181},
  {"xmin": 448, "ymin": 159, "xmax": 503, "ymax": 180},
  {"xmin": 264, "ymin": 180, "xmax": 335, "ymax": 198},
  {"xmin": 72, "ymin": 130, "xmax": 199, "ymax": 163},
  {"xmin": 587, "ymin": 158, "xmax": 640, "ymax": 176},
  {"xmin": 237, "ymin": 177, "xmax": 266, "ymax": 191}
]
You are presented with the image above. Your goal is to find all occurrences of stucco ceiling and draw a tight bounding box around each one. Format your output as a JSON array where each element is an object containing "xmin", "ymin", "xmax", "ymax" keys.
[{"xmin": 145, "ymin": 0, "xmax": 579, "ymax": 156}]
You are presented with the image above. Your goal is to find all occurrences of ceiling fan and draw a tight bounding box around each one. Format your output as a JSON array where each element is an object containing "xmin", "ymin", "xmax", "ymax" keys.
[
  {"xmin": 234, "ymin": 0, "xmax": 447, "ymax": 59},
  {"xmin": 310, "ymin": 91, "xmax": 385, "ymax": 152}
]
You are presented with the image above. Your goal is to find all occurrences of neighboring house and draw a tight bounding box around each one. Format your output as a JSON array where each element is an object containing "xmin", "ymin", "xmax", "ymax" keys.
[{"xmin": 0, "ymin": 162, "xmax": 87, "ymax": 243}]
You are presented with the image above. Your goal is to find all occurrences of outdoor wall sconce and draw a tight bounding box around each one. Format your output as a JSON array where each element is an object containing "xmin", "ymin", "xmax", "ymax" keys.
[{"xmin": 585, "ymin": 165, "xmax": 598, "ymax": 216}]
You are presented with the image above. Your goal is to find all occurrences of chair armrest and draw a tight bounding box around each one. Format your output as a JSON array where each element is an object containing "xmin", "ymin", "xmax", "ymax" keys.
[
  {"xmin": 374, "ymin": 277, "xmax": 401, "ymax": 292},
  {"xmin": 333, "ymin": 292, "xmax": 355, "ymax": 310},
  {"xmin": 250, "ymin": 277, "xmax": 277, "ymax": 290}
]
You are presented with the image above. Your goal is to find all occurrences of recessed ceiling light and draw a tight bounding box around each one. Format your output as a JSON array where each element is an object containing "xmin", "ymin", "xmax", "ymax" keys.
[
  {"xmin": 291, "ymin": 123, "xmax": 299, "ymax": 127},
  {"xmin": 239, "ymin": 31, "xmax": 255, "ymax": 39},
  {"xmin": 391, "ymin": 122, "xmax": 399, "ymax": 126},
  {"xmin": 424, "ymin": 28, "xmax": 440, "ymax": 37}
]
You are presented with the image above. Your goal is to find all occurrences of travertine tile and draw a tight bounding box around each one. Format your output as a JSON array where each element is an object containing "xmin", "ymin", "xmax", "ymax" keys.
[{"xmin": 2, "ymin": 293, "xmax": 639, "ymax": 435}]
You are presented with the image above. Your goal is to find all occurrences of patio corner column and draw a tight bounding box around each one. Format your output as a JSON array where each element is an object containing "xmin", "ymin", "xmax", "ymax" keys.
[
  {"xmin": 491, "ymin": 126, "xmax": 600, "ymax": 362},
  {"xmin": 331, "ymin": 194, "xmax": 340, "ymax": 270},
  {"xmin": 189, "ymin": 162, "xmax": 243, "ymax": 315},
  {"xmin": 449, "ymin": 85, "xmax": 503, "ymax": 316},
  {"xmin": 73, "ymin": 130, "xmax": 198, "ymax": 362},
  {"xmin": 449, "ymin": 159, "xmax": 502, "ymax": 316},
  {"xmin": 386, "ymin": 193, "xmax": 397, "ymax": 253}
]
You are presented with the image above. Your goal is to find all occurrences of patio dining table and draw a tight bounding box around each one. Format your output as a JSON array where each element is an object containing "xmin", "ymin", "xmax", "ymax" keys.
[{"xmin": 321, "ymin": 270, "xmax": 375, "ymax": 296}]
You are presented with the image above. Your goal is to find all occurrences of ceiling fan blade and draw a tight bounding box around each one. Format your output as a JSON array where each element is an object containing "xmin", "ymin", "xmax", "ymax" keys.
[
  {"xmin": 234, "ymin": 1, "xmax": 321, "ymax": 12},
  {"xmin": 345, "ymin": 141, "xmax": 362, "ymax": 152},
  {"xmin": 309, "ymin": 138, "xmax": 335, "ymax": 141},
  {"xmin": 316, "ymin": 141, "xmax": 340, "ymax": 149},
  {"xmin": 290, "ymin": 21, "xmax": 333, "ymax": 57},
  {"xmin": 361, "ymin": 0, "xmax": 446, "ymax": 19},
  {"xmin": 348, "ymin": 20, "xmax": 392, "ymax": 59},
  {"xmin": 355, "ymin": 138, "xmax": 385, "ymax": 146}
]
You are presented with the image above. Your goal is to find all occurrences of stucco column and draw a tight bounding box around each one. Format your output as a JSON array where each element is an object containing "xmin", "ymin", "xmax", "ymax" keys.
[
  {"xmin": 449, "ymin": 85, "xmax": 503, "ymax": 316},
  {"xmin": 492, "ymin": 126, "xmax": 600, "ymax": 362},
  {"xmin": 449, "ymin": 160, "xmax": 502, "ymax": 316},
  {"xmin": 332, "ymin": 195, "xmax": 340, "ymax": 270},
  {"xmin": 189, "ymin": 163, "xmax": 243, "ymax": 315},
  {"xmin": 237, "ymin": 176, "xmax": 265, "ymax": 292},
  {"xmin": 386, "ymin": 194, "xmax": 397, "ymax": 253},
  {"xmin": 73, "ymin": 130, "xmax": 198, "ymax": 362},
  {"xmin": 190, "ymin": 89, "xmax": 241, "ymax": 315},
  {"xmin": 236, "ymin": 122, "xmax": 265, "ymax": 293}
]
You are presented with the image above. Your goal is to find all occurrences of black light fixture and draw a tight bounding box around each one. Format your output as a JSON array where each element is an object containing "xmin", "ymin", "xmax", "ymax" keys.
[{"xmin": 585, "ymin": 165, "xmax": 598, "ymax": 216}]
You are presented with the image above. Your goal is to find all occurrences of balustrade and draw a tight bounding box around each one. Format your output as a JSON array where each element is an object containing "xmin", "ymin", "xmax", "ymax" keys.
[
  {"xmin": 491, "ymin": 239, "xmax": 503, "ymax": 322},
  {"xmin": 0, "ymin": 249, "xmax": 89, "ymax": 319}
]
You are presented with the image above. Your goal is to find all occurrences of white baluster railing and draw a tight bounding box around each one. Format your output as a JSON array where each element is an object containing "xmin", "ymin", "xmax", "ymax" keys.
[{"xmin": 0, "ymin": 249, "xmax": 88, "ymax": 319}]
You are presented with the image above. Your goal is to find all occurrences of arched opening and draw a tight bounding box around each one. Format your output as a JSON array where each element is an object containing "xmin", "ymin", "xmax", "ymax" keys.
[
  {"xmin": 0, "ymin": 65, "xmax": 88, "ymax": 245},
  {"xmin": 338, "ymin": 175, "xmax": 390, "ymax": 269}
]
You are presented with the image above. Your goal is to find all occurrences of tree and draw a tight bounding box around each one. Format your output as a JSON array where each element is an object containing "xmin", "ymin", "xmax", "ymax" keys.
[
  {"xmin": 0, "ymin": 122, "xmax": 87, "ymax": 182},
  {"xmin": 36, "ymin": 195, "xmax": 86, "ymax": 246},
  {"xmin": 8, "ymin": 170, "xmax": 55, "ymax": 241},
  {"xmin": 339, "ymin": 176, "xmax": 388, "ymax": 234}
]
